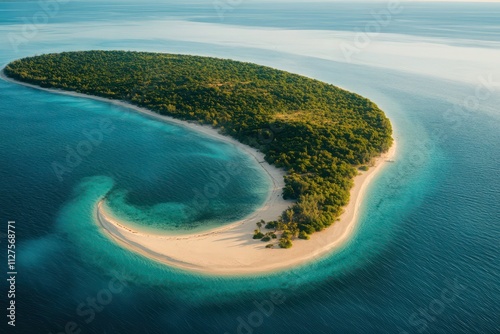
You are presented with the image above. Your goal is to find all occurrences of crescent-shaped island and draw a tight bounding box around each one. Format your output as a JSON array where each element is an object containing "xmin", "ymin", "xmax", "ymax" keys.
[{"xmin": 3, "ymin": 51, "xmax": 395, "ymax": 275}]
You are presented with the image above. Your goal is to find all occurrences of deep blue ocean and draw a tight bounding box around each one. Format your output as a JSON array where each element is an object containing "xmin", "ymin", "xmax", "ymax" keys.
[{"xmin": 0, "ymin": 1, "xmax": 499, "ymax": 334}]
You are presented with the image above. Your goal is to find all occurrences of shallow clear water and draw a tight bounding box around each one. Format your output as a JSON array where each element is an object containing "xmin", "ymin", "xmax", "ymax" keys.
[{"xmin": 0, "ymin": 2, "xmax": 499, "ymax": 334}]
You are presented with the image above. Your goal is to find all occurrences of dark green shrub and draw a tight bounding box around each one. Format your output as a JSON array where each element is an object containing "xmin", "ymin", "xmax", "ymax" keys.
[
  {"xmin": 279, "ymin": 238, "xmax": 293, "ymax": 249},
  {"xmin": 253, "ymin": 231, "xmax": 264, "ymax": 239},
  {"xmin": 298, "ymin": 231, "xmax": 310, "ymax": 240},
  {"xmin": 301, "ymin": 225, "xmax": 315, "ymax": 235},
  {"xmin": 265, "ymin": 221, "xmax": 277, "ymax": 229}
]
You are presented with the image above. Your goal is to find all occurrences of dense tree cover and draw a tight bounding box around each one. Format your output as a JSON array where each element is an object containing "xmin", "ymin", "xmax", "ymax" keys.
[{"xmin": 4, "ymin": 51, "xmax": 392, "ymax": 242}]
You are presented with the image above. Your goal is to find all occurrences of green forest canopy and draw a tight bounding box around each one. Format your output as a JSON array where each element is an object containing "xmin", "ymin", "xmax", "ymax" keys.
[{"xmin": 4, "ymin": 51, "xmax": 392, "ymax": 238}]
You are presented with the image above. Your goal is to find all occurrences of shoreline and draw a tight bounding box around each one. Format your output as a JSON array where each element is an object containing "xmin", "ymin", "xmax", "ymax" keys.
[{"xmin": 1, "ymin": 69, "xmax": 397, "ymax": 276}]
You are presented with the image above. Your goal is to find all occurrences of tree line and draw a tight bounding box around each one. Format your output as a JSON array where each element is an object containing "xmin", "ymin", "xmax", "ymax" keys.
[{"xmin": 4, "ymin": 51, "xmax": 393, "ymax": 247}]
